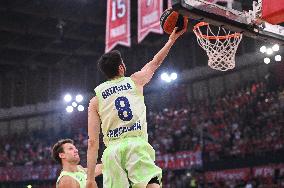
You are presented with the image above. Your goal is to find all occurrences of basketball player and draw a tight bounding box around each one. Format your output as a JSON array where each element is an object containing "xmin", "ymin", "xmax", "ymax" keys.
[
  {"xmin": 52, "ymin": 138, "xmax": 102, "ymax": 188},
  {"xmin": 87, "ymin": 27, "xmax": 186, "ymax": 188}
]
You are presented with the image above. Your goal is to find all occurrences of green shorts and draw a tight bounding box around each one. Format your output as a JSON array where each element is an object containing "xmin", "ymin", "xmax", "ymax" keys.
[{"xmin": 102, "ymin": 137, "xmax": 162, "ymax": 188}]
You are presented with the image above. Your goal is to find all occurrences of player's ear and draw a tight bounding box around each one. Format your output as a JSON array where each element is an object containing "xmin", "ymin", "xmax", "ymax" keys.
[
  {"xmin": 118, "ymin": 64, "xmax": 124, "ymax": 72},
  {"xmin": 59, "ymin": 152, "xmax": 65, "ymax": 159}
]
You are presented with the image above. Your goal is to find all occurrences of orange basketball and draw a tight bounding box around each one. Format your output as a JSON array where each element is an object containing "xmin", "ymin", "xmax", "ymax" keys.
[{"xmin": 160, "ymin": 8, "xmax": 188, "ymax": 35}]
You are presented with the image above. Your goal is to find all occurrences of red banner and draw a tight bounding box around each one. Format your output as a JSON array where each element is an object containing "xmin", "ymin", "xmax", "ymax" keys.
[
  {"xmin": 137, "ymin": 0, "xmax": 163, "ymax": 43},
  {"xmin": 156, "ymin": 150, "xmax": 202, "ymax": 170},
  {"xmin": 261, "ymin": 0, "xmax": 284, "ymax": 24},
  {"xmin": 0, "ymin": 165, "xmax": 60, "ymax": 182},
  {"xmin": 205, "ymin": 164, "xmax": 284, "ymax": 182},
  {"xmin": 105, "ymin": 0, "xmax": 131, "ymax": 52},
  {"xmin": 253, "ymin": 165, "xmax": 274, "ymax": 177},
  {"xmin": 205, "ymin": 168, "xmax": 250, "ymax": 182},
  {"xmin": 168, "ymin": 0, "xmax": 172, "ymax": 8},
  {"xmin": 252, "ymin": 164, "xmax": 284, "ymax": 178}
]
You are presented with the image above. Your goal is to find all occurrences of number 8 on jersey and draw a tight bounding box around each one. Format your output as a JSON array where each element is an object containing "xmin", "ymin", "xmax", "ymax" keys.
[{"xmin": 115, "ymin": 96, "xmax": 133, "ymax": 121}]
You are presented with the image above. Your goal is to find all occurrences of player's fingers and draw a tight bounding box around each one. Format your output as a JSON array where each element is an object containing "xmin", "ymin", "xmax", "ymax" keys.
[
  {"xmin": 171, "ymin": 27, "xmax": 178, "ymax": 34},
  {"xmin": 179, "ymin": 26, "xmax": 187, "ymax": 35},
  {"xmin": 183, "ymin": 20, "xmax": 188, "ymax": 32},
  {"xmin": 176, "ymin": 28, "xmax": 186, "ymax": 36},
  {"xmin": 181, "ymin": 27, "xmax": 187, "ymax": 34},
  {"xmin": 169, "ymin": 27, "xmax": 178, "ymax": 39}
]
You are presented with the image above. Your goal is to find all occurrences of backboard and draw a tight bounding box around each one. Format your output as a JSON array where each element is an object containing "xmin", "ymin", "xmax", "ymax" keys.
[{"xmin": 171, "ymin": 0, "xmax": 284, "ymax": 45}]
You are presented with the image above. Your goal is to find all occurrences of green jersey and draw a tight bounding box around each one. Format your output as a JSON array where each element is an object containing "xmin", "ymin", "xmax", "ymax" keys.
[
  {"xmin": 56, "ymin": 166, "xmax": 86, "ymax": 188},
  {"xmin": 95, "ymin": 77, "xmax": 148, "ymax": 146}
]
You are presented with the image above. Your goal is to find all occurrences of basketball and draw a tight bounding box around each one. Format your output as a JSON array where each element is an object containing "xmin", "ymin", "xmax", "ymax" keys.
[{"xmin": 160, "ymin": 8, "xmax": 188, "ymax": 34}]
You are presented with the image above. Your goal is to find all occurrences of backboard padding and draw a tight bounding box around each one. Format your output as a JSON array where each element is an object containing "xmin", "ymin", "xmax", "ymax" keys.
[
  {"xmin": 172, "ymin": 0, "xmax": 284, "ymax": 45},
  {"xmin": 261, "ymin": 0, "xmax": 284, "ymax": 24}
]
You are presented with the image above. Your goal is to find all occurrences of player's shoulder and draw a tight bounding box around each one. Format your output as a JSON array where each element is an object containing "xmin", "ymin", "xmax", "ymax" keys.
[
  {"xmin": 77, "ymin": 165, "xmax": 87, "ymax": 173},
  {"xmin": 90, "ymin": 96, "xmax": 97, "ymax": 103},
  {"xmin": 58, "ymin": 175, "xmax": 79, "ymax": 188},
  {"xmin": 89, "ymin": 96, "xmax": 99, "ymax": 108},
  {"xmin": 130, "ymin": 72, "xmax": 146, "ymax": 89},
  {"xmin": 94, "ymin": 81, "xmax": 106, "ymax": 91}
]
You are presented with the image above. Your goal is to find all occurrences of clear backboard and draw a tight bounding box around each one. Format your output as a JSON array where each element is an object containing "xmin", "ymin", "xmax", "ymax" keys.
[{"xmin": 171, "ymin": 0, "xmax": 284, "ymax": 45}]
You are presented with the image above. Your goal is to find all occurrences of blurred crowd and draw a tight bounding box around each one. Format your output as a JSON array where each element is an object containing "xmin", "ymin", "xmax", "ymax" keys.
[
  {"xmin": 1, "ymin": 79, "xmax": 284, "ymax": 187},
  {"xmin": 148, "ymin": 81, "xmax": 284, "ymax": 162},
  {"xmin": 162, "ymin": 166, "xmax": 284, "ymax": 188}
]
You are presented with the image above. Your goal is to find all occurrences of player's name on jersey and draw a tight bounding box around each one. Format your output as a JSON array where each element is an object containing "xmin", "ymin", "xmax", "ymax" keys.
[
  {"xmin": 107, "ymin": 120, "xmax": 141, "ymax": 138},
  {"xmin": 102, "ymin": 83, "xmax": 132, "ymax": 99}
]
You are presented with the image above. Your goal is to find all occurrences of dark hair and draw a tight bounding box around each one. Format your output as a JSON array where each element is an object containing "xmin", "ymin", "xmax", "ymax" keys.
[
  {"xmin": 52, "ymin": 139, "xmax": 74, "ymax": 165},
  {"xmin": 97, "ymin": 50, "xmax": 123, "ymax": 79}
]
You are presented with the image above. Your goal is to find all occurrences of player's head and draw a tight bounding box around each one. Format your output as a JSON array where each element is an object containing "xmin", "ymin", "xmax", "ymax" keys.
[
  {"xmin": 52, "ymin": 139, "xmax": 80, "ymax": 165},
  {"xmin": 97, "ymin": 50, "xmax": 126, "ymax": 79}
]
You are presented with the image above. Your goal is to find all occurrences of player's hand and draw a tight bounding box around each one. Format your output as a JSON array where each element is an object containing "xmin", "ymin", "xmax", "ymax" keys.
[
  {"xmin": 169, "ymin": 26, "xmax": 187, "ymax": 42},
  {"xmin": 86, "ymin": 180, "xmax": 98, "ymax": 188}
]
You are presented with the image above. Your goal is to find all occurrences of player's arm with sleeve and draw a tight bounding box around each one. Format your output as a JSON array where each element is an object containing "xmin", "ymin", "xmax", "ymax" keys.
[
  {"xmin": 131, "ymin": 27, "xmax": 186, "ymax": 87},
  {"xmin": 86, "ymin": 97, "xmax": 101, "ymax": 188}
]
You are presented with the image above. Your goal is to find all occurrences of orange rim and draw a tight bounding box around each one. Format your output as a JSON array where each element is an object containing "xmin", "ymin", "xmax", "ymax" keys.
[{"xmin": 193, "ymin": 22, "xmax": 242, "ymax": 40}]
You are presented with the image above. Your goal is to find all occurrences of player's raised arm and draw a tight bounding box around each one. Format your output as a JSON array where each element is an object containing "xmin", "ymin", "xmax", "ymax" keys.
[
  {"xmin": 86, "ymin": 97, "xmax": 101, "ymax": 188},
  {"xmin": 131, "ymin": 27, "xmax": 186, "ymax": 87}
]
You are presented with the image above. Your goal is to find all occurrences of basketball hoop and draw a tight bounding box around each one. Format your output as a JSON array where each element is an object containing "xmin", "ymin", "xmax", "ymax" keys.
[{"xmin": 193, "ymin": 22, "xmax": 243, "ymax": 71}]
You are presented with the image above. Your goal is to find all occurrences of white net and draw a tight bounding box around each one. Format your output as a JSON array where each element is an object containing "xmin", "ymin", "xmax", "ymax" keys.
[{"xmin": 193, "ymin": 22, "xmax": 243, "ymax": 71}]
